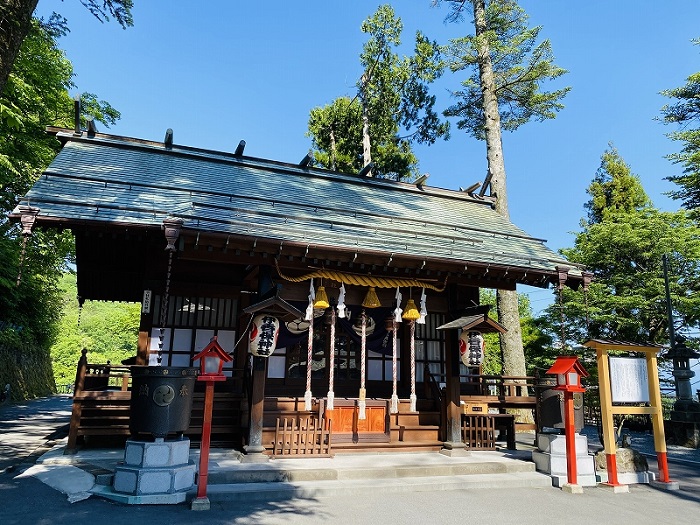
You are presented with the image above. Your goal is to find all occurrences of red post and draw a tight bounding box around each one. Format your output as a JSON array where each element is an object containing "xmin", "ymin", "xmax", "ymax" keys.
[
  {"xmin": 196, "ymin": 380, "xmax": 215, "ymax": 499},
  {"xmin": 605, "ymin": 452, "xmax": 620, "ymax": 486},
  {"xmin": 563, "ymin": 391, "xmax": 578, "ymax": 486},
  {"xmin": 657, "ymin": 451, "xmax": 671, "ymax": 483}
]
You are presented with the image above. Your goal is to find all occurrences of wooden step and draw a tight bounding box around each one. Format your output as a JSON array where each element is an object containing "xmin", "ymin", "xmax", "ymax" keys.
[{"xmin": 390, "ymin": 425, "xmax": 441, "ymax": 442}]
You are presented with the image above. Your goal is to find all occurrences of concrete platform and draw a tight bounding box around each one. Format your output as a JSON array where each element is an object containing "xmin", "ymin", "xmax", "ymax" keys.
[{"xmin": 37, "ymin": 440, "xmax": 553, "ymax": 502}]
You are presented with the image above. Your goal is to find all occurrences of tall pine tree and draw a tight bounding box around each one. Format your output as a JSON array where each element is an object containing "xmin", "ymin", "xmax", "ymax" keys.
[{"xmin": 436, "ymin": 0, "xmax": 569, "ymax": 386}]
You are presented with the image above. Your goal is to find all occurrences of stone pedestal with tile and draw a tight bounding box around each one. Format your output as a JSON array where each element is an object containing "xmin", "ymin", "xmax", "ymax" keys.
[
  {"xmin": 110, "ymin": 437, "xmax": 196, "ymax": 504},
  {"xmin": 532, "ymin": 432, "xmax": 598, "ymax": 487}
]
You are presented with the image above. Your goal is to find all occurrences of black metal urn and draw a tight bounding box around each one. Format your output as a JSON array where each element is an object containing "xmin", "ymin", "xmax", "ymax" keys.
[
  {"xmin": 129, "ymin": 366, "xmax": 198, "ymax": 439},
  {"xmin": 536, "ymin": 377, "xmax": 584, "ymax": 432}
]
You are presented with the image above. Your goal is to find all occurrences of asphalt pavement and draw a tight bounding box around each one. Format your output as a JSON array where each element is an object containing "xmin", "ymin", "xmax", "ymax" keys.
[{"xmin": 1, "ymin": 396, "xmax": 699, "ymax": 525}]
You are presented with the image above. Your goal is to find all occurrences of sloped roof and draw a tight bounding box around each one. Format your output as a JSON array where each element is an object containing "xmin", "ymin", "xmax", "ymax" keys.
[{"xmin": 11, "ymin": 129, "xmax": 583, "ymax": 287}]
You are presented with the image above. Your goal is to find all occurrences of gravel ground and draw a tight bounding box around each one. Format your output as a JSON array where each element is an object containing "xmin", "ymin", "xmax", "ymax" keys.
[{"xmin": 580, "ymin": 424, "xmax": 700, "ymax": 463}]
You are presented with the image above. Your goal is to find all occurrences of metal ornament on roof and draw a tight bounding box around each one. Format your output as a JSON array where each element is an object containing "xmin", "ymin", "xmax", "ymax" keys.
[{"xmin": 15, "ymin": 205, "xmax": 39, "ymax": 286}]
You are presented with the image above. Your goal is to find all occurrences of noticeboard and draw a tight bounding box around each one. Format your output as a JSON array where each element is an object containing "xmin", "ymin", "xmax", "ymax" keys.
[{"xmin": 609, "ymin": 357, "xmax": 649, "ymax": 403}]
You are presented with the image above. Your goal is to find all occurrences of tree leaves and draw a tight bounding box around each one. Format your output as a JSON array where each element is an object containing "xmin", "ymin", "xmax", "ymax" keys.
[
  {"xmin": 661, "ymin": 40, "xmax": 700, "ymax": 214},
  {"xmin": 307, "ymin": 5, "xmax": 448, "ymax": 181},
  {"xmin": 443, "ymin": 0, "xmax": 570, "ymax": 140}
]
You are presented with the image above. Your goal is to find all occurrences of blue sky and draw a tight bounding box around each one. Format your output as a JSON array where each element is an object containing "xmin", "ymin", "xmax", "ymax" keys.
[{"xmin": 34, "ymin": 0, "xmax": 700, "ymax": 317}]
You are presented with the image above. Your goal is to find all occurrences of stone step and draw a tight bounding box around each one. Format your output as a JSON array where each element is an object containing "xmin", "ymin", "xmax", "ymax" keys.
[
  {"xmin": 200, "ymin": 471, "xmax": 551, "ymax": 502},
  {"xmin": 205, "ymin": 452, "xmax": 537, "ymax": 485}
]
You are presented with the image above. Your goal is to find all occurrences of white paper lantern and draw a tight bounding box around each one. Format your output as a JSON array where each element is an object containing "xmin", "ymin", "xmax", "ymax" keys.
[
  {"xmin": 249, "ymin": 315, "xmax": 280, "ymax": 357},
  {"xmin": 459, "ymin": 330, "xmax": 484, "ymax": 366}
]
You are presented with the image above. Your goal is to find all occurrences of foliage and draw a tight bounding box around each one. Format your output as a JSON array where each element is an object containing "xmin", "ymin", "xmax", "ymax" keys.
[
  {"xmin": 542, "ymin": 150, "xmax": 700, "ymax": 347},
  {"xmin": 0, "ymin": 19, "xmax": 121, "ymax": 397},
  {"xmin": 584, "ymin": 145, "xmax": 651, "ymax": 224},
  {"xmin": 479, "ymin": 289, "xmax": 553, "ymax": 375},
  {"xmin": 307, "ymin": 97, "xmax": 363, "ymax": 173},
  {"xmin": 435, "ymin": 0, "xmax": 569, "ymax": 387},
  {"xmin": 0, "ymin": 1, "xmax": 133, "ymax": 96},
  {"xmin": 441, "ymin": 0, "xmax": 570, "ymax": 140},
  {"xmin": 307, "ymin": 4, "xmax": 448, "ymax": 180},
  {"xmin": 50, "ymin": 273, "xmax": 140, "ymax": 387},
  {"xmin": 661, "ymin": 39, "xmax": 700, "ymax": 214}
]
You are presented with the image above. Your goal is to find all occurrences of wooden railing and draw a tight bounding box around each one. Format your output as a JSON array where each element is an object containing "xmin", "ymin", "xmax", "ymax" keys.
[
  {"xmin": 66, "ymin": 348, "xmax": 247, "ymax": 452},
  {"xmin": 272, "ymin": 415, "xmax": 332, "ymax": 457},
  {"xmin": 459, "ymin": 374, "xmax": 537, "ymax": 433}
]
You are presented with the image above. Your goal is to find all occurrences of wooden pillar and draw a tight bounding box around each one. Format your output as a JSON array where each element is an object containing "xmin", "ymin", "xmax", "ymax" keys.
[
  {"xmin": 243, "ymin": 356, "xmax": 268, "ymax": 460},
  {"xmin": 646, "ymin": 350, "xmax": 671, "ymax": 482},
  {"xmin": 596, "ymin": 347, "xmax": 620, "ymax": 486},
  {"xmin": 441, "ymin": 328, "xmax": 468, "ymax": 455}
]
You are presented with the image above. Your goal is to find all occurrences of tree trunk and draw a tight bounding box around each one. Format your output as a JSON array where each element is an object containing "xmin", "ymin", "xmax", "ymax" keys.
[
  {"xmin": 472, "ymin": 0, "xmax": 528, "ymax": 396},
  {"xmin": 329, "ymin": 127, "xmax": 337, "ymax": 171},
  {"xmin": 360, "ymin": 74, "xmax": 372, "ymax": 169},
  {"xmin": 472, "ymin": 0, "xmax": 508, "ymax": 217},
  {"xmin": 0, "ymin": 0, "xmax": 39, "ymax": 95}
]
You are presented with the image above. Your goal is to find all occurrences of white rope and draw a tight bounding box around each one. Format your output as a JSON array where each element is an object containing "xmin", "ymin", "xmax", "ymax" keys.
[
  {"xmin": 410, "ymin": 320, "xmax": 417, "ymax": 412},
  {"xmin": 359, "ymin": 311, "xmax": 367, "ymax": 420},
  {"xmin": 390, "ymin": 318, "xmax": 398, "ymax": 414},
  {"xmin": 304, "ymin": 300, "xmax": 314, "ymax": 411},
  {"xmin": 327, "ymin": 307, "xmax": 336, "ymax": 410}
]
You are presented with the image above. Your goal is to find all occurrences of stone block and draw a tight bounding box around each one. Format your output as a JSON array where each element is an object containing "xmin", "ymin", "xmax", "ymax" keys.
[
  {"xmin": 113, "ymin": 461, "xmax": 195, "ymax": 495},
  {"xmin": 532, "ymin": 450, "xmax": 597, "ymax": 477},
  {"xmin": 123, "ymin": 438, "xmax": 191, "ymax": 468},
  {"xmin": 537, "ymin": 432, "xmax": 589, "ymax": 455}
]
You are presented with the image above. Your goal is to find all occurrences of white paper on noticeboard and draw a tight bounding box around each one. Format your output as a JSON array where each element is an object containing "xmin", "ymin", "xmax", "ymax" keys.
[{"xmin": 609, "ymin": 357, "xmax": 649, "ymax": 403}]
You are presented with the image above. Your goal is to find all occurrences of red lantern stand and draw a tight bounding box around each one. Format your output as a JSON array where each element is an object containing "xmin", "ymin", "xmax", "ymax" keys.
[
  {"xmin": 191, "ymin": 336, "xmax": 232, "ymax": 511},
  {"xmin": 545, "ymin": 356, "xmax": 589, "ymax": 492}
]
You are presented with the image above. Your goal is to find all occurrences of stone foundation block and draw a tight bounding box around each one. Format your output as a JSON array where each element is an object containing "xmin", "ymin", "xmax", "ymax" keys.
[
  {"xmin": 113, "ymin": 461, "xmax": 195, "ymax": 495},
  {"xmin": 123, "ymin": 437, "xmax": 191, "ymax": 468}
]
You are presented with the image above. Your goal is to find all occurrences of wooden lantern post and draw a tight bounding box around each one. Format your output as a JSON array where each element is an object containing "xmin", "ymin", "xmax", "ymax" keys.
[{"xmin": 191, "ymin": 336, "xmax": 231, "ymax": 511}]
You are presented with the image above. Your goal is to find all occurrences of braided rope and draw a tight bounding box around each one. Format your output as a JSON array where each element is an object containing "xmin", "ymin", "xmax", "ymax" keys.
[
  {"xmin": 275, "ymin": 259, "xmax": 447, "ymax": 291},
  {"xmin": 358, "ymin": 311, "xmax": 367, "ymax": 420},
  {"xmin": 304, "ymin": 309, "xmax": 314, "ymax": 410},
  {"xmin": 409, "ymin": 320, "xmax": 417, "ymax": 412},
  {"xmin": 327, "ymin": 307, "xmax": 336, "ymax": 410},
  {"xmin": 390, "ymin": 318, "xmax": 398, "ymax": 414}
]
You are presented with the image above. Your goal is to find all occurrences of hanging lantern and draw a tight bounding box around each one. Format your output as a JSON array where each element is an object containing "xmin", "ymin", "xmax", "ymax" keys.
[
  {"xmin": 313, "ymin": 285, "xmax": 330, "ymax": 309},
  {"xmin": 459, "ymin": 330, "xmax": 484, "ymax": 366},
  {"xmin": 402, "ymin": 298, "xmax": 421, "ymax": 321},
  {"xmin": 249, "ymin": 314, "xmax": 280, "ymax": 357},
  {"xmin": 362, "ymin": 286, "xmax": 381, "ymax": 308}
]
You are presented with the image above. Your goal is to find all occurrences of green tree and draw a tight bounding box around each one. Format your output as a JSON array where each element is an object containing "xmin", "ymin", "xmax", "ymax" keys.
[
  {"xmin": 0, "ymin": 18, "xmax": 121, "ymax": 396},
  {"xmin": 0, "ymin": 0, "xmax": 133, "ymax": 96},
  {"xmin": 479, "ymin": 289, "xmax": 553, "ymax": 376},
  {"xmin": 51, "ymin": 273, "xmax": 139, "ymax": 387},
  {"xmin": 307, "ymin": 97, "xmax": 363, "ymax": 173},
  {"xmin": 661, "ymin": 39, "xmax": 700, "ymax": 214},
  {"xmin": 436, "ymin": 0, "xmax": 569, "ymax": 385},
  {"xmin": 585, "ymin": 145, "xmax": 651, "ymax": 224},
  {"xmin": 308, "ymin": 4, "xmax": 449, "ymax": 180},
  {"xmin": 545, "ymin": 151, "xmax": 700, "ymax": 346}
]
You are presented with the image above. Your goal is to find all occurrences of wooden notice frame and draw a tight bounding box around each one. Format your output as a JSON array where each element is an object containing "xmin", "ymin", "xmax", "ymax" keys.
[{"xmin": 583, "ymin": 340, "xmax": 671, "ymax": 486}]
